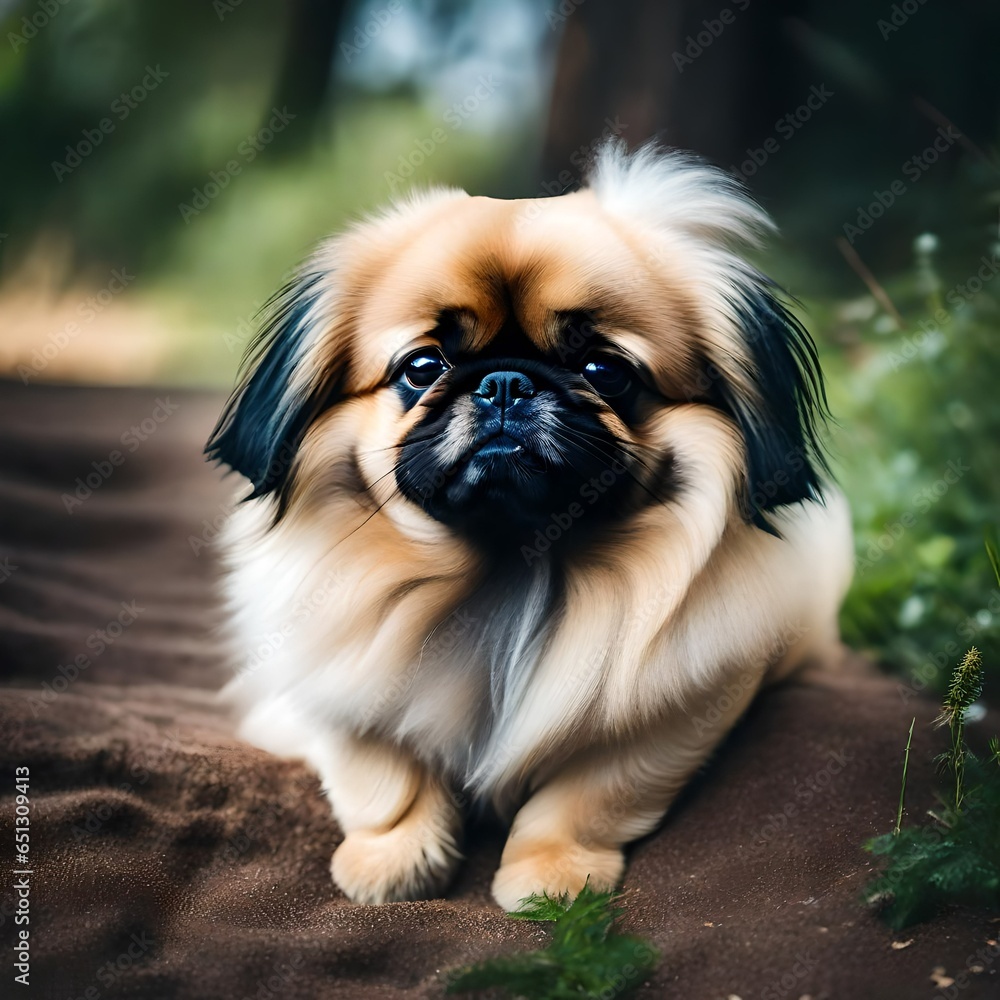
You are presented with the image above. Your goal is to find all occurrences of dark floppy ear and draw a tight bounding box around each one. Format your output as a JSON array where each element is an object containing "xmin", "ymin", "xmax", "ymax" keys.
[
  {"xmin": 205, "ymin": 271, "xmax": 341, "ymax": 507},
  {"xmin": 715, "ymin": 279, "xmax": 829, "ymax": 532}
]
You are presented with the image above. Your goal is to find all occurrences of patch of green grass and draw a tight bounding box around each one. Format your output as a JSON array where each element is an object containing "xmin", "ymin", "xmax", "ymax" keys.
[
  {"xmin": 864, "ymin": 544, "xmax": 1000, "ymax": 928},
  {"xmin": 444, "ymin": 886, "xmax": 659, "ymax": 999},
  {"xmin": 865, "ymin": 755, "xmax": 1000, "ymax": 929}
]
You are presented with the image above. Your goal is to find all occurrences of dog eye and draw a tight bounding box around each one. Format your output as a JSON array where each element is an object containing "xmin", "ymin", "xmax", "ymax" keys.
[
  {"xmin": 401, "ymin": 349, "xmax": 450, "ymax": 389},
  {"xmin": 581, "ymin": 357, "xmax": 633, "ymax": 398}
]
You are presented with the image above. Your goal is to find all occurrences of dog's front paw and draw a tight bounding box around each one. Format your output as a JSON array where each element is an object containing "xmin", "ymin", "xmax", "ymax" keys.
[
  {"xmin": 332, "ymin": 816, "xmax": 462, "ymax": 904},
  {"xmin": 490, "ymin": 839, "xmax": 624, "ymax": 912}
]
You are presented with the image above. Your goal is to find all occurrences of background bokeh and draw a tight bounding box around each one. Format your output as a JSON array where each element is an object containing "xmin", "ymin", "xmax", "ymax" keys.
[{"xmin": 1, "ymin": 0, "xmax": 998, "ymax": 693}]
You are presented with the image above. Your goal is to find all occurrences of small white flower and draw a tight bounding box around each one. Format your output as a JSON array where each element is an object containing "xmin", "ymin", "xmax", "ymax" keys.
[{"xmin": 914, "ymin": 232, "xmax": 939, "ymax": 254}]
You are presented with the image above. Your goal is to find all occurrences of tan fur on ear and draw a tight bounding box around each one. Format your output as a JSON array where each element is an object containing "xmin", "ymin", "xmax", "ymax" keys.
[{"xmin": 216, "ymin": 143, "xmax": 853, "ymax": 907}]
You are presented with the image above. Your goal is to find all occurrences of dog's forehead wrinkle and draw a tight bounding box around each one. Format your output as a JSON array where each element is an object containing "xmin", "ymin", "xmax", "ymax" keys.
[
  {"xmin": 440, "ymin": 294, "xmax": 644, "ymax": 366},
  {"xmin": 457, "ymin": 321, "xmax": 549, "ymax": 364}
]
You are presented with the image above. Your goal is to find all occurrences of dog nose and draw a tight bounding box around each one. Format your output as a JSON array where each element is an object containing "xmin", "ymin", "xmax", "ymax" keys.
[{"xmin": 474, "ymin": 371, "xmax": 536, "ymax": 410}]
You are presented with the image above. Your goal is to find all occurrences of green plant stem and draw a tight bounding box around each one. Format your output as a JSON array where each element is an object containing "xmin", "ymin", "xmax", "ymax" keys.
[
  {"xmin": 985, "ymin": 532, "xmax": 1000, "ymax": 589},
  {"xmin": 951, "ymin": 711, "xmax": 965, "ymax": 814},
  {"xmin": 895, "ymin": 717, "xmax": 916, "ymax": 836}
]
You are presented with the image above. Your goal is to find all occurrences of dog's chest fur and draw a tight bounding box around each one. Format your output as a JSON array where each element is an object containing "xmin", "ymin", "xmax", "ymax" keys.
[
  {"xmin": 225, "ymin": 509, "xmax": 584, "ymax": 797},
  {"xmin": 366, "ymin": 562, "xmax": 563, "ymax": 787}
]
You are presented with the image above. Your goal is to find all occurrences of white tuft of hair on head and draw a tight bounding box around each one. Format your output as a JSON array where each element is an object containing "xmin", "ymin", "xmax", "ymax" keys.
[{"xmin": 585, "ymin": 139, "xmax": 774, "ymax": 252}]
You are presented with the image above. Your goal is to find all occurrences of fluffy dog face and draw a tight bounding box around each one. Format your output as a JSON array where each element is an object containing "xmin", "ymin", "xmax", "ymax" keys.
[{"xmin": 208, "ymin": 144, "xmax": 825, "ymax": 557}]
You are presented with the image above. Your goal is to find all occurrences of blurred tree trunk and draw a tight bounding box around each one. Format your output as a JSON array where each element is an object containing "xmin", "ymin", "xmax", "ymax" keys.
[
  {"xmin": 265, "ymin": 0, "xmax": 349, "ymax": 153},
  {"xmin": 541, "ymin": 0, "xmax": 806, "ymax": 181}
]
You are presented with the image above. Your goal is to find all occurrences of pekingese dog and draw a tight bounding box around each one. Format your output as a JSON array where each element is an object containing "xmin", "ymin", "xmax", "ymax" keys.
[{"xmin": 208, "ymin": 142, "xmax": 853, "ymax": 910}]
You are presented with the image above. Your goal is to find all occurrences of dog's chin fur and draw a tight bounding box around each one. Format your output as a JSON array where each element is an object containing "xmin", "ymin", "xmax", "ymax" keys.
[{"xmin": 208, "ymin": 142, "xmax": 854, "ymax": 909}]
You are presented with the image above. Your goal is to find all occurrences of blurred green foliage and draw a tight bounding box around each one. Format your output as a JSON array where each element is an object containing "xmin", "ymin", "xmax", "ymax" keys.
[{"xmin": 807, "ymin": 228, "xmax": 1000, "ymax": 692}]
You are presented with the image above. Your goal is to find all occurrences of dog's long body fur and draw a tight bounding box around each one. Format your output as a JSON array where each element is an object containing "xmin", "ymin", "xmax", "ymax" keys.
[{"xmin": 210, "ymin": 144, "xmax": 853, "ymax": 909}]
